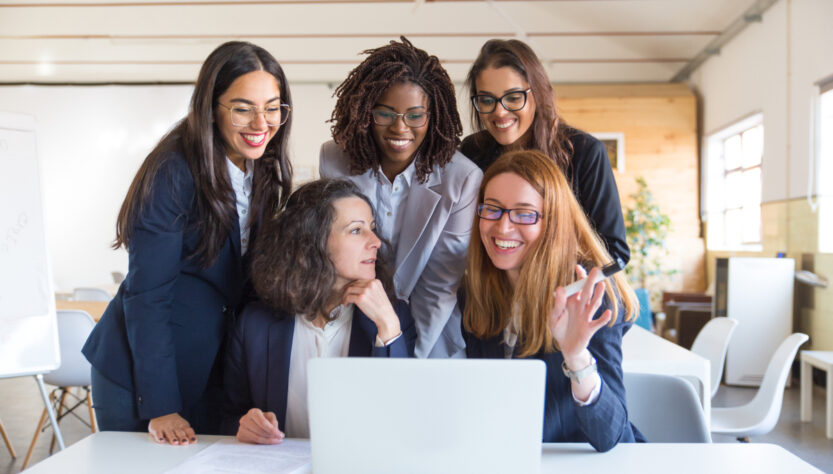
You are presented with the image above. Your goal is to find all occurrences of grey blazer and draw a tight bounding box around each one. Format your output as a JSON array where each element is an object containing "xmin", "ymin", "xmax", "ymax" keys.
[{"xmin": 320, "ymin": 140, "xmax": 483, "ymax": 358}]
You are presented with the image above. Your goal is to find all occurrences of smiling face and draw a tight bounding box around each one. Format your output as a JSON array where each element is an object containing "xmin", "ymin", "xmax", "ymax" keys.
[
  {"xmin": 371, "ymin": 81, "xmax": 429, "ymax": 179},
  {"xmin": 479, "ymin": 172, "xmax": 544, "ymax": 286},
  {"xmin": 214, "ymin": 70, "xmax": 282, "ymax": 169},
  {"xmin": 475, "ymin": 66, "xmax": 536, "ymax": 148},
  {"xmin": 328, "ymin": 196, "xmax": 381, "ymax": 290}
]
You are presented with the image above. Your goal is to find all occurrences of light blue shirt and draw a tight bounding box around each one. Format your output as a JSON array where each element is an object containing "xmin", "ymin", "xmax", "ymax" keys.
[
  {"xmin": 226, "ymin": 158, "xmax": 253, "ymax": 254},
  {"xmin": 372, "ymin": 161, "xmax": 416, "ymax": 252}
]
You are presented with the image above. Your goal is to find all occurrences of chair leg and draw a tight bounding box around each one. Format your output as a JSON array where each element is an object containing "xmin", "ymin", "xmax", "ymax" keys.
[
  {"xmin": 49, "ymin": 388, "xmax": 69, "ymax": 454},
  {"xmin": 0, "ymin": 417, "xmax": 16, "ymax": 459},
  {"xmin": 86, "ymin": 388, "xmax": 97, "ymax": 433},
  {"xmin": 22, "ymin": 396, "xmax": 51, "ymax": 470}
]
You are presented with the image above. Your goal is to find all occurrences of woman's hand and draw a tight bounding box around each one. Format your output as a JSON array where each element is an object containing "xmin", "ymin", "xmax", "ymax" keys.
[
  {"xmin": 342, "ymin": 279, "xmax": 401, "ymax": 343},
  {"xmin": 548, "ymin": 266, "xmax": 612, "ymax": 368},
  {"xmin": 236, "ymin": 408, "xmax": 284, "ymax": 445},
  {"xmin": 148, "ymin": 412, "xmax": 196, "ymax": 445}
]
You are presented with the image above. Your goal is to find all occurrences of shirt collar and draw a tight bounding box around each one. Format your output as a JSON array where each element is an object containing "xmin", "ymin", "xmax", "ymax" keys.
[
  {"xmin": 377, "ymin": 159, "xmax": 417, "ymax": 187},
  {"xmin": 297, "ymin": 304, "xmax": 354, "ymax": 334},
  {"xmin": 226, "ymin": 157, "xmax": 253, "ymax": 184}
]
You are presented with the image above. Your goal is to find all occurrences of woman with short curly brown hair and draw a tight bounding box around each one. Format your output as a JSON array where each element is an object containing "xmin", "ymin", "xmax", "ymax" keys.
[
  {"xmin": 223, "ymin": 178, "xmax": 415, "ymax": 443},
  {"xmin": 320, "ymin": 37, "xmax": 482, "ymax": 358}
]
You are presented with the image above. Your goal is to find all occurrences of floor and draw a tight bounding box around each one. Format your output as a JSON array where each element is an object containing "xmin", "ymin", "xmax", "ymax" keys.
[{"xmin": 1, "ymin": 375, "xmax": 833, "ymax": 472}]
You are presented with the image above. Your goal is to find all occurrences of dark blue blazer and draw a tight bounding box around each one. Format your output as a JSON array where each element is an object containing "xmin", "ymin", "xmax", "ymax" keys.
[
  {"xmin": 83, "ymin": 151, "xmax": 247, "ymax": 427},
  {"xmin": 463, "ymin": 293, "xmax": 645, "ymax": 452},
  {"xmin": 221, "ymin": 300, "xmax": 416, "ymax": 435}
]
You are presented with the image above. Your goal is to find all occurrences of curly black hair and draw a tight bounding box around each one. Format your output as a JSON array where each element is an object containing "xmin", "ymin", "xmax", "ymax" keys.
[
  {"xmin": 250, "ymin": 178, "xmax": 394, "ymax": 319},
  {"xmin": 330, "ymin": 36, "xmax": 462, "ymax": 183}
]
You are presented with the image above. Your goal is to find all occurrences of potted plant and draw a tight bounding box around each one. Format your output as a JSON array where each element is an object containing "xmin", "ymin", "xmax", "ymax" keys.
[{"xmin": 624, "ymin": 176, "xmax": 676, "ymax": 329}]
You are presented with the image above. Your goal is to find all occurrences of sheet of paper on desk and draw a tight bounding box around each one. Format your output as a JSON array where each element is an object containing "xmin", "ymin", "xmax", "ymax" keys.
[{"xmin": 164, "ymin": 439, "xmax": 311, "ymax": 474}]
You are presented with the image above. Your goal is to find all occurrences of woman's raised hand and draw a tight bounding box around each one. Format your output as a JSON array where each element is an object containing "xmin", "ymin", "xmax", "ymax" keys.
[
  {"xmin": 148, "ymin": 412, "xmax": 196, "ymax": 445},
  {"xmin": 236, "ymin": 408, "xmax": 284, "ymax": 445},
  {"xmin": 342, "ymin": 279, "xmax": 401, "ymax": 343},
  {"xmin": 548, "ymin": 266, "xmax": 612, "ymax": 367}
]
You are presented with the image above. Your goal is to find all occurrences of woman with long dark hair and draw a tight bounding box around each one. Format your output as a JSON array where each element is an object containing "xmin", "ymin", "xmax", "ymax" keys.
[
  {"xmin": 320, "ymin": 37, "xmax": 482, "ymax": 358},
  {"xmin": 461, "ymin": 39, "xmax": 629, "ymax": 265},
  {"xmin": 82, "ymin": 41, "xmax": 293, "ymax": 444},
  {"xmin": 462, "ymin": 150, "xmax": 643, "ymax": 451},
  {"xmin": 223, "ymin": 179, "xmax": 415, "ymax": 443}
]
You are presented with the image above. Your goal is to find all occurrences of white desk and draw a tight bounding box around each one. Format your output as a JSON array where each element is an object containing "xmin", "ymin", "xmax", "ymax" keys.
[
  {"xmin": 622, "ymin": 325, "xmax": 711, "ymax": 426},
  {"xmin": 26, "ymin": 432, "xmax": 821, "ymax": 474},
  {"xmin": 800, "ymin": 350, "xmax": 833, "ymax": 438}
]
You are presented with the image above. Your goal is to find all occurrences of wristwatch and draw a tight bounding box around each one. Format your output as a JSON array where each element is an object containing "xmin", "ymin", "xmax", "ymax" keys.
[{"xmin": 561, "ymin": 355, "xmax": 598, "ymax": 384}]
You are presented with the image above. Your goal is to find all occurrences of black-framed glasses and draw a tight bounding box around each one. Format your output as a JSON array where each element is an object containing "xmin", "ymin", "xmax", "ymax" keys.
[
  {"xmin": 371, "ymin": 109, "xmax": 429, "ymax": 128},
  {"xmin": 471, "ymin": 89, "xmax": 532, "ymax": 114},
  {"xmin": 217, "ymin": 102, "xmax": 291, "ymax": 127},
  {"xmin": 476, "ymin": 203, "xmax": 542, "ymax": 225}
]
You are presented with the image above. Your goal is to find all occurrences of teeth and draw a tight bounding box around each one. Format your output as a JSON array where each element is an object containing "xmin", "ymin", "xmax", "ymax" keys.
[
  {"xmin": 495, "ymin": 120, "xmax": 515, "ymax": 129},
  {"xmin": 243, "ymin": 133, "xmax": 265, "ymax": 142},
  {"xmin": 388, "ymin": 139, "xmax": 410, "ymax": 147},
  {"xmin": 495, "ymin": 238, "xmax": 520, "ymax": 249}
]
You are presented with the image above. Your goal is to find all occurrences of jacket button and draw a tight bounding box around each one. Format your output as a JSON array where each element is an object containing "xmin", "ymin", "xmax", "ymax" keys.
[
  {"xmin": 137, "ymin": 395, "xmax": 143, "ymax": 404},
  {"xmin": 222, "ymin": 305, "xmax": 228, "ymax": 314}
]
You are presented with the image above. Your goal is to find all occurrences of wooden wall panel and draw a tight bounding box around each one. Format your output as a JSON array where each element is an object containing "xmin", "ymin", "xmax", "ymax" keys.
[{"xmin": 555, "ymin": 83, "xmax": 705, "ymax": 293}]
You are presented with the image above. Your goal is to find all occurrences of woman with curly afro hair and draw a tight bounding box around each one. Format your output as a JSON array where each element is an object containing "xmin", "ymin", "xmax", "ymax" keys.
[{"xmin": 320, "ymin": 37, "xmax": 482, "ymax": 358}]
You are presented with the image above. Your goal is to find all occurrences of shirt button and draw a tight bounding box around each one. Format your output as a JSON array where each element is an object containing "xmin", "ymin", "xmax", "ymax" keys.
[
  {"xmin": 386, "ymin": 212, "xmax": 392, "ymax": 216},
  {"xmin": 241, "ymin": 209, "xmax": 247, "ymax": 215},
  {"xmin": 394, "ymin": 187, "xmax": 399, "ymax": 192}
]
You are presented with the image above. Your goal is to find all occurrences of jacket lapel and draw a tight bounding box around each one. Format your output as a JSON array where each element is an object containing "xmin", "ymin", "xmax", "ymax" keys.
[
  {"xmin": 393, "ymin": 170, "xmax": 442, "ymax": 291},
  {"xmin": 266, "ymin": 314, "xmax": 295, "ymax": 430},
  {"xmin": 348, "ymin": 308, "xmax": 378, "ymax": 356}
]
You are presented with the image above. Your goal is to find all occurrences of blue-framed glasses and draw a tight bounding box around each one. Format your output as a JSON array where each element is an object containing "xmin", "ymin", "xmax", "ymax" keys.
[{"xmin": 476, "ymin": 203, "xmax": 542, "ymax": 225}]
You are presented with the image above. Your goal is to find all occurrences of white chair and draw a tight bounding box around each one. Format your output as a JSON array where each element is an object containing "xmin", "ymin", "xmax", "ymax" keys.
[
  {"xmin": 0, "ymin": 417, "xmax": 15, "ymax": 458},
  {"xmin": 711, "ymin": 332, "xmax": 809, "ymax": 441},
  {"xmin": 624, "ymin": 373, "xmax": 711, "ymax": 443},
  {"xmin": 690, "ymin": 317, "xmax": 739, "ymax": 398},
  {"xmin": 72, "ymin": 287, "xmax": 111, "ymax": 302},
  {"xmin": 22, "ymin": 310, "xmax": 98, "ymax": 469},
  {"xmin": 111, "ymin": 271, "xmax": 125, "ymax": 284}
]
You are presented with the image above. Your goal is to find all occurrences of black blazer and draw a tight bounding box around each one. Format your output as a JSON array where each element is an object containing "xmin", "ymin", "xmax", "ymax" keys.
[
  {"xmin": 221, "ymin": 300, "xmax": 416, "ymax": 435},
  {"xmin": 460, "ymin": 128, "xmax": 630, "ymax": 265},
  {"xmin": 83, "ymin": 151, "xmax": 246, "ymax": 427}
]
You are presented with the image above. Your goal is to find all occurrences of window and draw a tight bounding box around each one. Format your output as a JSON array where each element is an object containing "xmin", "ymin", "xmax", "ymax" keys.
[{"xmin": 705, "ymin": 114, "xmax": 763, "ymax": 250}]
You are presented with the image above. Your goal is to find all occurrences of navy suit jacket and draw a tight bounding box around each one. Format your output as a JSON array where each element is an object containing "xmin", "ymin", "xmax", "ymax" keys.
[
  {"xmin": 221, "ymin": 300, "xmax": 416, "ymax": 435},
  {"xmin": 463, "ymin": 293, "xmax": 645, "ymax": 452},
  {"xmin": 83, "ymin": 151, "xmax": 247, "ymax": 427}
]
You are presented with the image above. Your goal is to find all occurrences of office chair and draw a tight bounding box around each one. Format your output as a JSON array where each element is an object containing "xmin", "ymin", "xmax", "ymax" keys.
[
  {"xmin": 711, "ymin": 332, "xmax": 809, "ymax": 442},
  {"xmin": 72, "ymin": 287, "xmax": 111, "ymax": 302},
  {"xmin": 690, "ymin": 317, "xmax": 739, "ymax": 398},
  {"xmin": 22, "ymin": 310, "xmax": 98, "ymax": 469},
  {"xmin": 624, "ymin": 373, "xmax": 711, "ymax": 443},
  {"xmin": 0, "ymin": 417, "xmax": 15, "ymax": 459}
]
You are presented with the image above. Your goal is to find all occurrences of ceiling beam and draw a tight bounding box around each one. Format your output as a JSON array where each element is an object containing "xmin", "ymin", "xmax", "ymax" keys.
[{"xmin": 671, "ymin": 0, "xmax": 779, "ymax": 82}]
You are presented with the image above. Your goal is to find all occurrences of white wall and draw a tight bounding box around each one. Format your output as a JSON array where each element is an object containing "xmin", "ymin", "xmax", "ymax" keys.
[{"xmin": 690, "ymin": 0, "xmax": 833, "ymax": 203}]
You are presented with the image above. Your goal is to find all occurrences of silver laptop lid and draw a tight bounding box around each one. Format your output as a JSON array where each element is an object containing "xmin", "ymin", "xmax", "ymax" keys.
[{"xmin": 308, "ymin": 358, "xmax": 546, "ymax": 474}]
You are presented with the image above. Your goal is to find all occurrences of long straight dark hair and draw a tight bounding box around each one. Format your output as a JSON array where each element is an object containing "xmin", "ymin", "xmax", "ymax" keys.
[
  {"xmin": 465, "ymin": 39, "xmax": 574, "ymax": 172},
  {"xmin": 113, "ymin": 41, "xmax": 293, "ymax": 266}
]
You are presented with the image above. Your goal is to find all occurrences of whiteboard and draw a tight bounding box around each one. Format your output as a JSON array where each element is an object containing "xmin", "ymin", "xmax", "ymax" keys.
[{"xmin": 0, "ymin": 111, "xmax": 60, "ymax": 378}]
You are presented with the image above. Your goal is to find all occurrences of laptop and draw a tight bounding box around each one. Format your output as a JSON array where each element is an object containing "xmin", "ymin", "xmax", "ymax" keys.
[{"xmin": 307, "ymin": 358, "xmax": 546, "ymax": 474}]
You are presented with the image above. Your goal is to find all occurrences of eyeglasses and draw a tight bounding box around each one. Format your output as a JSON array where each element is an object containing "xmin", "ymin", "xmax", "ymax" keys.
[
  {"xmin": 371, "ymin": 109, "xmax": 429, "ymax": 128},
  {"xmin": 217, "ymin": 102, "xmax": 291, "ymax": 127},
  {"xmin": 471, "ymin": 89, "xmax": 532, "ymax": 114},
  {"xmin": 477, "ymin": 203, "xmax": 542, "ymax": 225}
]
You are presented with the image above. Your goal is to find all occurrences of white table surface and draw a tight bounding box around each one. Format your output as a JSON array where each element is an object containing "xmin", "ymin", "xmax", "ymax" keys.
[
  {"xmin": 622, "ymin": 325, "xmax": 711, "ymax": 426},
  {"xmin": 26, "ymin": 432, "xmax": 821, "ymax": 474}
]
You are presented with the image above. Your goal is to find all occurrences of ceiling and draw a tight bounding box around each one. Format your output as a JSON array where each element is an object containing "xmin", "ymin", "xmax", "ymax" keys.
[{"xmin": 0, "ymin": 0, "xmax": 762, "ymax": 84}]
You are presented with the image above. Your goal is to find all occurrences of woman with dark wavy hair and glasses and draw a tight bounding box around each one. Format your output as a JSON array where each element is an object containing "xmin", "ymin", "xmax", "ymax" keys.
[
  {"xmin": 82, "ymin": 41, "xmax": 293, "ymax": 445},
  {"xmin": 461, "ymin": 39, "xmax": 630, "ymax": 266},
  {"xmin": 320, "ymin": 37, "xmax": 482, "ymax": 359},
  {"xmin": 222, "ymin": 179, "xmax": 416, "ymax": 443}
]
